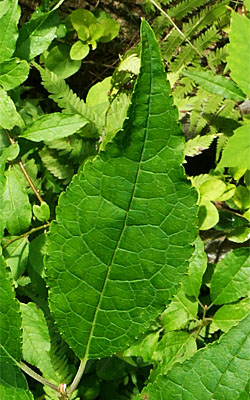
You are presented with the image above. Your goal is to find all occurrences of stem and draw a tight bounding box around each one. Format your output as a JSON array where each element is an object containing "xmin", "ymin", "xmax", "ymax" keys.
[
  {"xmin": 19, "ymin": 361, "xmax": 59, "ymax": 393},
  {"xmin": 2, "ymin": 223, "xmax": 50, "ymax": 250},
  {"xmin": 51, "ymin": 0, "xmax": 66, "ymax": 11},
  {"xmin": 67, "ymin": 358, "xmax": 87, "ymax": 398},
  {"xmin": 150, "ymin": 0, "xmax": 203, "ymax": 57}
]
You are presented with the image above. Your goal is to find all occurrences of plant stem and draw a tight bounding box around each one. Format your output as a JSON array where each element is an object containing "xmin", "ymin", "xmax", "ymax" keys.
[
  {"xmin": 51, "ymin": 0, "xmax": 66, "ymax": 11},
  {"xmin": 2, "ymin": 223, "xmax": 50, "ymax": 250},
  {"xmin": 150, "ymin": 0, "xmax": 203, "ymax": 57},
  {"xmin": 67, "ymin": 358, "xmax": 87, "ymax": 398},
  {"xmin": 19, "ymin": 361, "xmax": 60, "ymax": 393}
]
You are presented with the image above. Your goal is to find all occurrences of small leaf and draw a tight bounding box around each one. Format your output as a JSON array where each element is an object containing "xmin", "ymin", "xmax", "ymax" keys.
[
  {"xmin": 227, "ymin": 11, "xmax": 250, "ymax": 97},
  {"xmin": 123, "ymin": 331, "xmax": 160, "ymax": 363},
  {"xmin": 2, "ymin": 167, "xmax": 32, "ymax": 235},
  {"xmin": 210, "ymin": 248, "xmax": 250, "ymax": 305},
  {"xmin": 70, "ymin": 9, "xmax": 96, "ymax": 31},
  {"xmin": 5, "ymin": 143, "xmax": 20, "ymax": 161},
  {"xmin": 199, "ymin": 178, "xmax": 226, "ymax": 201},
  {"xmin": 0, "ymin": 88, "xmax": 24, "ymax": 129},
  {"xmin": 139, "ymin": 312, "xmax": 250, "ymax": 400},
  {"xmin": 70, "ymin": 41, "xmax": 90, "ymax": 60},
  {"xmin": 3, "ymin": 237, "xmax": 29, "ymax": 281},
  {"xmin": 0, "ymin": 0, "xmax": 20, "ymax": 62},
  {"xmin": 45, "ymin": 44, "xmax": 81, "ymax": 79},
  {"xmin": 0, "ymin": 58, "xmax": 30, "ymax": 90},
  {"xmin": 183, "ymin": 68, "xmax": 245, "ymax": 101},
  {"xmin": 95, "ymin": 16, "xmax": 120, "ymax": 43},
  {"xmin": 211, "ymin": 297, "xmax": 250, "ymax": 333},
  {"xmin": 218, "ymin": 124, "xmax": 250, "ymax": 170},
  {"xmin": 185, "ymin": 134, "xmax": 217, "ymax": 157},
  {"xmin": 77, "ymin": 25, "xmax": 89, "ymax": 41},
  {"xmin": 234, "ymin": 185, "xmax": 250, "ymax": 210},
  {"xmin": 21, "ymin": 113, "xmax": 89, "ymax": 142},
  {"xmin": 33, "ymin": 202, "xmax": 50, "ymax": 222},
  {"xmin": 199, "ymin": 201, "xmax": 219, "ymax": 230},
  {"xmin": 227, "ymin": 227, "xmax": 250, "ymax": 243},
  {"xmin": 15, "ymin": 10, "xmax": 59, "ymax": 61}
]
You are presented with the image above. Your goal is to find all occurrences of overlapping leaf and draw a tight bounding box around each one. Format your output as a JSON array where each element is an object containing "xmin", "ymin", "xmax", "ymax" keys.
[{"xmin": 46, "ymin": 20, "xmax": 198, "ymax": 361}]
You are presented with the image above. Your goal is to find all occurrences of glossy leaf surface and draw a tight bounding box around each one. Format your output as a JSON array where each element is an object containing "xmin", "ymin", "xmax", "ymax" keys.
[{"xmin": 46, "ymin": 20, "xmax": 198, "ymax": 360}]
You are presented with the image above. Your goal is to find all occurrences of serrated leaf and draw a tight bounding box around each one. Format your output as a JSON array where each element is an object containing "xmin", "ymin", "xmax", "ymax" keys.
[
  {"xmin": 2, "ymin": 167, "xmax": 32, "ymax": 235},
  {"xmin": 218, "ymin": 124, "xmax": 250, "ymax": 170},
  {"xmin": 20, "ymin": 302, "xmax": 58, "ymax": 382},
  {"xmin": 0, "ymin": 255, "xmax": 22, "ymax": 360},
  {"xmin": 183, "ymin": 68, "xmax": 245, "ymax": 101},
  {"xmin": 227, "ymin": 11, "xmax": 250, "ymax": 98},
  {"xmin": 3, "ymin": 237, "xmax": 29, "ymax": 281},
  {"xmin": 138, "ymin": 312, "xmax": 250, "ymax": 400},
  {"xmin": 184, "ymin": 134, "xmax": 217, "ymax": 157},
  {"xmin": 0, "ymin": 88, "xmax": 24, "ymax": 129},
  {"xmin": 45, "ymin": 44, "xmax": 81, "ymax": 79},
  {"xmin": 21, "ymin": 113, "xmax": 89, "ymax": 142},
  {"xmin": 0, "ymin": 0, "xmax": 20, "ymax": 62},
  {"xmin": 15, "ymin": 10, "xmax": 59, "ymax": 61},
  {"xmin": 0, "ymin": 58, "xmax": 29, "ymax": 90},
  {"xmin": 211, "ymin": 297, "xmax": 250, "ymax": 333},
  {"xmin": 210, "ymin": 247, "xmax": 250, "ymax": 305},
  {"xmin": 0, "ymin": 346, "xmax": 34, "ymax": 400},
  {"xmin": 46, "ymin": 20, "xmax": 198, "ymax": 360}
]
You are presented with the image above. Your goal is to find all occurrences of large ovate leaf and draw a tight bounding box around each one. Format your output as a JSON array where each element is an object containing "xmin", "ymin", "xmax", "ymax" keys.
[
  {"xmin": 227, "ymin": 11, "xmax": 250, "ymax": 98},
  {"xmin": 0, "ymin": 0, "xmax": 20, "ymax": 62},
  {"xmin": 210, "ymin": 247, "xmax": 250, "ymax": 305},
  {"xmin": 21, "ymin": 113, "xmax": 89, "ymax": 142},
  {"xmin": 46, "ymin": 20, "xmax": 198, "ymax": 361},
  {"xmin": 15, "ymin": 10, "xmax": 59, "ymax": 61},
  {"xmin": 138, "ymin": 312, "xmax": 250, "ymax": 400}
]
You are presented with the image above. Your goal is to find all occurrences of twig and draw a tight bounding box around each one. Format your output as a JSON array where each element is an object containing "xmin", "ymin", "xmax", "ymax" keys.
[
  {"xmin": 2, "ymin": 223, "xmax": 50, "ymax": 250},
  {"xmin": 150, "ymin": 0, "xmax": 203, "ymax": 57}
]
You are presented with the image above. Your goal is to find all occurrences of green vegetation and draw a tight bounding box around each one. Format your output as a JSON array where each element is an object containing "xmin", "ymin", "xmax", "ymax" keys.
[{"xmin": 0, "ymin": 1, "xmax": 249, "ymax": 399}]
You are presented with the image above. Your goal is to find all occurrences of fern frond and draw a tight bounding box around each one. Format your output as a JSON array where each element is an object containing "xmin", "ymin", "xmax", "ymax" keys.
[
  {"xmin": 39, "ymin": 148, "xmax": 74, "ymax": 184},
  {"xmin": 168, "ymin": 0, "xmax": 209, "ymax": 19},
  {"xmin": 173, "ymin": 76, "xmax": 196, "ymax": 98},
  {"xmin": 207, "ymin": 46, "xmax": 228, "ymax": 72}
]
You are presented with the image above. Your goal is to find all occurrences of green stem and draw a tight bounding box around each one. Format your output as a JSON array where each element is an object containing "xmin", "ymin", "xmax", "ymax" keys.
[
  {"xmin": 2, "ymin": 223, "xmax": 50, "ymax": 250},
  {"xmin": 67, "ymin": 358, "xmax": 87, "ymax": 398},
  {"xmin": 19, "ymin": 361, "xmax": 59, "ymax": 393},
  {"xmin": 150, "ymin": 0, "xmax": 202, "ymax": 57}
]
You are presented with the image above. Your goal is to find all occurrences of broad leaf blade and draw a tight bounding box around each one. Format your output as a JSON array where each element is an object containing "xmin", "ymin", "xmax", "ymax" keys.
[
  {"xmin": 139, "ymin": 312, "xmax": 250, "ymax": 400},
  {"xmin": 15, "ymin": 10, "xmax": 59, "ymax": 61},
  {"xmin": 46, "ymin": 20, "xmax": 198, "ymax": 360},
  {"xmin": 0, "ymin": 0, "xmax": 20, "ymax": 62},
  {"xmin": 0, "ymin": 58, "xmax": 30, "ymax": 90},
  {"xmin": 210, "ymin": 248, "xmax": 250, "ymax": 305},
  {"xmin": 218, "ymin": 124, "xmax": 250, "ymax": 170},
  {"xmin": 0, "ymin": 88, "xmax": 24, "ymax": 130},
  {"xmin": 21, "ymin": 113, "xmax": 89, "ymax": 142}
]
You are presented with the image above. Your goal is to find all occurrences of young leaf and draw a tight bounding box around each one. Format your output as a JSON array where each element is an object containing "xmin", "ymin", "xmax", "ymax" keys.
[
  {"xmin": 227, "ymin": 11, "xmax": 250, "ymax": 98},
  {"xmin": 211, "ymin": 297, "xmax": 250, "ymax": 333},
  {"xmin": 33, "ymin": 201, "xmax": 50, "ymax": 222},
  {"xmin": 218, "ymin": 124, "xmax": 250, "ymax": 170},
  {"xmin": 138, "ymin": 311, "xmax": 250, "ymax": 400},
  {"xmin": 210, "ymin": 247, "xmax": 250, "ymax": 305},
  {"xmin": 182, "ymin": 68, "xmax": 245, "ymax": 101},
  {"xmin": 46, "ymin": 20, "xmax": 198, "ymax": 360},
  {"xmin": 15, "ymin": 10, "xmax": 59, "ymax": 61},
  {"xmin": 0, "ymin": 58, "xmax": 30, "ymax": 90},
  {"xmin": 21, "ymin": 113, "xmax": 89, "ymax": 142},
  {"xmin": 2, "ymin": 166, "xmax": 32, "ymax": 235},
  {"xmin": 0, "ymin": 0, "xmax": 20, "ymax": 62},
  {"xmin": 70, "ymin": 40, "xmax": 89, "ymax": 60},
  {"xmin": 0, "ymin": 88, "xmax": 24, "ymax": 130}
]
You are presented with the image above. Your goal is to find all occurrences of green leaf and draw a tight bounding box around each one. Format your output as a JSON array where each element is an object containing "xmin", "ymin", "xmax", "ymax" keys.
[
  {"xmin": 33, "ymin": 201, "xmax": 50, "ymax": 222},
  {"xmin": 29, "ymin": 234, "xmax": 46, "ymax": 277},
  {"xmin": 95, "ymin": 18, "xmax": 120, "ymax": 43},
  {"xmin": 70, "ymin": 9, "xmax": 96, "ymax": 31},
  {"xmin": 0, "ymin": 346, "xmax": 34, "ymax": 400},
  {"xmin": 182, "ymin": 68, "xmax": 245, "ymax": 101},
  {"xmin": 0, "ymin": 58, "xmax": 29, "ymax": 91},
  {"xmin": 2, "ymin": 166, "xmax": 32, "ymax": 235},
  {"xmin": 185, "ymin": 134, "xmax": 217, "ymax": 157},
  {"xmin": 150, "ymin": 331, "xmax": 197, "ymax": 380},
  {"xmin": 198, "ymin": 201, "xmax": 219, "ymax": 230},
  {"xmin": 218, "ymin": 124, "xmax": 250, "ymax": 170},
  {"xmin": 5, "ymin": 142, "xmax": 20, "ymax": 161},
  {"xmin": 227, "ymin": 226, "xmax": 250, "ymax": 243},
  {"xmin": 227, "ymin": 11, "xmax": 250, "ymax": 98},
  {"xmin": 210, "ymin": 248, "xmax": 250, "ymax": 305},
  {"xmin": 234, "ymin": 185, "xmax": 250, "ymax": 210},
  {"xmin": 211, "ymin": 297, "xmax": 250, "ymax": 333},
  {"xmin": 0, "ymin": 88, "xmax": 24, "ymax": 129},
  {"xmin": 45, "ymin": 44, "xmax": 81, "ymax": 79},
  {"xmin": 20, "ymin": 302, "xmax": 57, "ymax": 381},
  {"xmin": 3, "ymin": 237, "xmax": 29, "ymax": 281},
  {"xmin": 123, "ymin": 331, "xmax": 160, "ymax": 363},
  {"xmin": 183, "ymin": 235, "xmax": 207, "ymax": 298},
  {"xmin": 0, "ymin": 0, "xmax": 20, "ymax": 62},
  {"xmin": 70, "ymin": 40, "xmax": 90, "ymax": 60},
  {"xmin": 0, "ymin": 255, "xmax": 22, "ymax": 360},
  {"xmin": 138, "ymin": 312, "xmax": 250, "ymax": 400},
  {"xmin": 15, "ymin": 10, "xmax": 59, "ymax": 61},
  {"xmin": 245, "ymin": 0, "xmax": 250, "ymax": 11},
  {"xmin": 21, "ymin": 113, "xmax": 89, "ymax": 142},
  {"xmin": 46, "ymin": 20, "xmax": 198, "ymax": 360}
]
